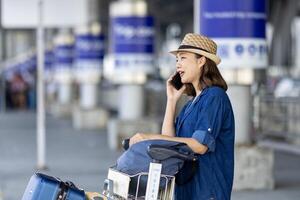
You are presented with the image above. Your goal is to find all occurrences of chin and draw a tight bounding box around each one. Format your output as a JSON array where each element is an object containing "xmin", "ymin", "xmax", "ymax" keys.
[{"xmin": 181, "ymin": 78, "xmax": 189, "ymax": 84}]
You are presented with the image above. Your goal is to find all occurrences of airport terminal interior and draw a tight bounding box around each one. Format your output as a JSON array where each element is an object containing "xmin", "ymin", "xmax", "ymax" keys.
[{"xmin": 1, "ymin": 0, "xmax": 300, "ymax": 199}]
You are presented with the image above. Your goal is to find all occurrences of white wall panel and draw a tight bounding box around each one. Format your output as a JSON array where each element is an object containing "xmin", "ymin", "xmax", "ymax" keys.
[{"xmin": 2, "ymin": 0, "xmax": 89, "ymax": 28}]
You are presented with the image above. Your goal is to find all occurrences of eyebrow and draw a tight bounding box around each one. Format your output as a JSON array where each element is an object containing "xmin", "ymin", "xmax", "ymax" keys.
[{"xmin": 176, "ymin": 52, "xmax": 188, "ymax": 58}]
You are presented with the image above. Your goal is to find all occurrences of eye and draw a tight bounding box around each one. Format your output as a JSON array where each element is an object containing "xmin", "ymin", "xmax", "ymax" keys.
[{"xmin": 181, "ymin": 56, "xmax": 186, "ymax": 59}]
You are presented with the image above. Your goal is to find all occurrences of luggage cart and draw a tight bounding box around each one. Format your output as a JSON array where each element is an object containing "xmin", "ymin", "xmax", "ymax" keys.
[
  {"xmin": 100, "ymin": 139, "xmax": 197, "ymax": 200},
  {"xmin": 102, "ymin": 168, "xmax": 175, "ymax": 200}
]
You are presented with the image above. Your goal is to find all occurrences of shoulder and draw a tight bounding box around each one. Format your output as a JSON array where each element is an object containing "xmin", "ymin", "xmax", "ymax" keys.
[
  {"xmin": 200, "ymin": 86, "xmax": 233, "ymax": 109},
  {"xmin": 204, "ymin": 86, "xmax": 227, "ymax": 98}
]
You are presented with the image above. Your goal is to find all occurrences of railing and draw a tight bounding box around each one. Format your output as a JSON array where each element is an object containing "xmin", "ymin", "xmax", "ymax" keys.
[{"xmin": 257, "ymin": 96, "xmax": 300, "ymax": 154}]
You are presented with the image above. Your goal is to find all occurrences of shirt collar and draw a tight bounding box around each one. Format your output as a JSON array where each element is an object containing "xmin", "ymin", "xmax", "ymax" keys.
[{"xmin": 191, "ymin": 86, "xmax": 210, "ymax": 105}]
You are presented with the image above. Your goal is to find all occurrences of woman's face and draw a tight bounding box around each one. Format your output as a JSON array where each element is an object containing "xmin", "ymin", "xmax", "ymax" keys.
[{"xmin": 176, "ymin": 52, "xmax": 204, "ymax": 85}]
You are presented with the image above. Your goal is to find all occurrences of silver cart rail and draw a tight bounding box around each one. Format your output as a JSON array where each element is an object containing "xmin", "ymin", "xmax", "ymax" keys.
[{"xmin": 102, "ymin": 168, "xmax": 175, "ymax": 200}]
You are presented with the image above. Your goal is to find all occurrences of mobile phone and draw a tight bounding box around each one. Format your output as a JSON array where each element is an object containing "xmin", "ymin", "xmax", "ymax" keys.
[{"xmin": 170, "ymin": 72, "xmax": 183, "ymax": 90}]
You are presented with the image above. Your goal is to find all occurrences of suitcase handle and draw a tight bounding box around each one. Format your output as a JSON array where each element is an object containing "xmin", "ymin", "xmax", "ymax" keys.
[
  {"xmin": 56, "ymin": 181, "xmax": 83, "ymax": 200},
  {"xmin": 56, "ymin": 182, "xmax": 68, "ymax": 200},
  {"xmin": 147, "ymin": 144, "xmax": 198, "ymax": 162},
  {"xmin": 122, "ymin": 139, "xmax": 130, "ymax": 150}
]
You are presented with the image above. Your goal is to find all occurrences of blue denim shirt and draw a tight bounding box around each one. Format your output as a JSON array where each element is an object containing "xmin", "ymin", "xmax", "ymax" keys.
[{"xmin": 175, "ymin": 86, "xmax": 235, "ymax": 200}]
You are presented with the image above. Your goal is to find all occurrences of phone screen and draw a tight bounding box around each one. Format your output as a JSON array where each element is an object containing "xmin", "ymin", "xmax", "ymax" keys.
[{"xmin": 170, "ymin": 72, "xmax": 183, "ymax": 90}]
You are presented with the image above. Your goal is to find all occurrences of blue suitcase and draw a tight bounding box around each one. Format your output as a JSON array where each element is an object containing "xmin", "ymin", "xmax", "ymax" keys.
[{"xmin": 22, "ymin": 173, "xmax": 86, "ymax": 200}]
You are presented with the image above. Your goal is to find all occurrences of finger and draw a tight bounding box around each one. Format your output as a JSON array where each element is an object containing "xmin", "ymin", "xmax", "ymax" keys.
[
  {"xmin": 179, "ymin": 84, "xmax": 186, "ymax": 92},
  {"xmin": 167, "ymin": 78, "xmax": 172, "ymax": 85},
  {"xmin": 129, "ymin": 137, "xmax": 136, "ymax": 146},
  {"xmin": 129, "ymin": 134, "xmax": 136, "ymax": 146},
  {"xmin": 168, "ymin": 72, "xmax": 177, "ymax": 81}
]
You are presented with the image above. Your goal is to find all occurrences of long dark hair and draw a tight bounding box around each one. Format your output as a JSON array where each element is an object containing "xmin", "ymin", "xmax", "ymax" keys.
[{"xmin": 185, "ymin": 54, "xmax": 227, "ymax": 97}]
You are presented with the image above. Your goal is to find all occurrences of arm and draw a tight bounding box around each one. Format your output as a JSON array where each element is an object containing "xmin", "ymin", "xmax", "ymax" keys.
[
  {"xmin": 161, "ymin": 99, "xmax": 177, "ymax": 137},
  {"xmin": 161, "ymin": 75, "xmax": 186, "ymax": 137},
  {"xmin": 130, "ymin": 133, "xmax": 208, "ymax": 154},
  {"xmin": 131, "ymin": 94, "xmax": 227, "ymax": 155}
]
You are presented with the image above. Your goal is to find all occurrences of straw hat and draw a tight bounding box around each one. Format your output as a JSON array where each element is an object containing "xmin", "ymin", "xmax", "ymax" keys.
[{"xmin": 170, "ymin": 33, "xmax": 221, "ymax": 65}]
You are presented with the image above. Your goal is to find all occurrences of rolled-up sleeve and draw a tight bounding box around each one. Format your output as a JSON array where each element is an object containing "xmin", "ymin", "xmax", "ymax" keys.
[
  {"xmin": 192, "ymin": 129, "xmax": 216, "ymax": 152},
  {"xmin": 192, "ymin": 95, "xmax": 224, "ymax": 152}
]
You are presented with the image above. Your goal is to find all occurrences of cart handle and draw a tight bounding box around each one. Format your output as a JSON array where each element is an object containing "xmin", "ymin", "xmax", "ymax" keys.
[
  {"xmin": 147, "ymin": 144, "xmax": 198, "ymax": 162},
  {"xmin": 122, "ymin": 139, "xmax": 197, "ymax": 162}
]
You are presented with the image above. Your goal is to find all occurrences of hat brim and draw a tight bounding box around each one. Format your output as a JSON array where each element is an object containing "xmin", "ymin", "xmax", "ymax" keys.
[{"xmin": 169, "ymin": 49, "xmax": 221, "ymax": 65}]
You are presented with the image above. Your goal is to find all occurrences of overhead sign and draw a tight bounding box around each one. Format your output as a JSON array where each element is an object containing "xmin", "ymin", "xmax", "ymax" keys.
[
  {"xmin": 54, "ymin": 44, "xmax": 74, "ymax": 69},
  {"xmin": 75, "ymin": 33, "xmax": 104, "ymax": 61},
  {"xmin": 111, "ymin": 16, "xmax": 155, "ymax": 73},
  {"xmin": 197, "ymin": 0, "xmax": 267, "ymax": 68},
  {"xmin": 74, "ymin": 31, "xmax": 104, "ymax": 83},
  {"xmin": 2, "ymin": 0, "xmax": 89, "ymax": 28}
]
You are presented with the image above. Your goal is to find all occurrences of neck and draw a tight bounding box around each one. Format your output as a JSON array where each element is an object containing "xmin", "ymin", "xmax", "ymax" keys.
[
  {"xmin": 195, "ymin": 89, "xmax": 202, "ymax": 96},
  {"xmin": 192, "ymin": 81, "xmax": 202, "ymax": 96}
]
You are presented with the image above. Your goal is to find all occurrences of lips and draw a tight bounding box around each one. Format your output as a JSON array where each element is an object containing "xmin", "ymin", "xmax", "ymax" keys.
[{"xmin": 178, "ymin": 71, "xmax": 184, "ymax": 77}]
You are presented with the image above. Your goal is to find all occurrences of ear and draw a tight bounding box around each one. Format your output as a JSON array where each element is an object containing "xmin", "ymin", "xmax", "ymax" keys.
[{"xmin": 197, "ymin": 56, "xmax": 206, "ymax": 69}]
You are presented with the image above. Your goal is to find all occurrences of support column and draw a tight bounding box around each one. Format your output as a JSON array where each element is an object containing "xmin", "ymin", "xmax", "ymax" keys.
[
  {"xmin": 196, "ymin": 0, "xmax": 273, "ymax": 190},
  {"xmin": 72, "ymin": 23, "xmax": 108, "ymax": 130},
  {"xmin": 270, "ymin": 0, "xmax": 298, "ymax": 66},
  {"xmin": 51, "ymin": 29, "xmax": 74, "ymax": 118},
  {"xmin": 118, "ymin": 84, "xmax": 144, "ymax": 120},
  {"xmin": 227, "ymin": 84, "xmax": 252, "ymax": 144},
  {"xmin": 107, "ymin": 0, "xmax": 159, "ymax": 150},
  {"xmin": 80, "ymin": 83, "xmax": 97, "ymax": 109}
]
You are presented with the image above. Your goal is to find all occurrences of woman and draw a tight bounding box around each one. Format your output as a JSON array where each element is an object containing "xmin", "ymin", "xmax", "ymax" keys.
[{"xmin": 130, "ymin": 33, "xmax": 235, "ymax": 200}]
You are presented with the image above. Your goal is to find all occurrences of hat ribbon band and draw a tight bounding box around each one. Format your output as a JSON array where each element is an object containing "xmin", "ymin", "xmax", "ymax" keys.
[{"xmin": 178, "ymin": 45, "xmax": 210, "ymax": 53}]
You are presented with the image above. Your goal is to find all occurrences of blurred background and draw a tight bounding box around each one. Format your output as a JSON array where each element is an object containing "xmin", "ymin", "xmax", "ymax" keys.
[{"xmin": 0, "ymin": 0, "xmax": 300, "ymax": 199}]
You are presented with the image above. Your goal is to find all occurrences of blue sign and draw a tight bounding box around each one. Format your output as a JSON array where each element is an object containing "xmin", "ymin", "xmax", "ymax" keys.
[
  {"xmin": 19, "ymin": 62, "xmax": 29, "ymax": 73},
  {"xmin": 20, "ymin": 56, "xmax": 36, "ymax": 72},
  {"xmin": 248, "ymin": 44, "xmax": 257, "ymax": 55},
  {"xmin": 111, "ymin": 16, "xmax": 154, "ymax": 54},
  {"xmin": 259, "ymin": 44, "xmax": 267, "ymax": 54},
  {"xmin": 198, "ymin": 0, "xmax": 267, "ymax": 68},
  {"xmin": 93, "ymin": 34, "xmax": 105, "ymax": 60},
  {"xmin": 75, "ymin": 33, "xmax": 104, "ymax": 60},
  {"xmin": 54, "ymin": 45, "xmax": 74, "ymax": 67},
  {"xmin": 235, "ymin": 44, "xmax": 244, "ymax": 55},
  {"xmin": 200, "ymin": 0, "xmax": 266, "ymax": 38},
  {"xmin": 45, "ymin": 50, "xmax": 54, "ymax": 70},
  {"xmin": 29, "ymin": 56, "xmax": 37, "ymax": 71},
  {"xmin": 219, "ymin": 44, "xmax": 230, "ymax": 58},
  {"xmin": 3, "ymin": 67, "xmax": 16, "ymax": 80}
]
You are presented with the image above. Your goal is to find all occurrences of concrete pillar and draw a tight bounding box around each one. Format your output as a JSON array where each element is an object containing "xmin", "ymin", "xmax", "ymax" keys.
[
  {"xmin": 72, "ymin": 22, "xmax": 108, "ymax": 129},
  {"xmin": 53, "ymin": 29, "xmax": 74, "ymax": 106},
  {"xmin": 195, "ymin": 0, "xmax": 274, "ymax": 190},
  {"xmin": 270, "ymin": 0, "xmax": 298, "ymax": 66},
  {"xmin": 74, "ymin": 23, "xmax": 103, "ymax": 110},
  {"xmin": 292, "ymin": 17, "xmax": 300, "ymax": 68},
  {"xmin": 58, "ymin": 83, "xmax": 72, "ymax": 105},
  {"xmin": 109, "ymin": 0, "xmax": 154, "ymax": 119},
  {"xmin": 50, "ymin": 30, "xmax": 74, "ymax": 117},
  {"xmin": 80, "ymin": 83, "xmax": 97, "ymax": 109},
  {"xmin": 227, "ymin": 84, "xmax": 252, "ymax": 144},
  {"xmin": 118, "ymin": 84, "xmax": 144, "ymax": 119}
]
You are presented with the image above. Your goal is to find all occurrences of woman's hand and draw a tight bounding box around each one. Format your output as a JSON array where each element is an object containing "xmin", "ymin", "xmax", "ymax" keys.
[
  {"xmin": 166, "ymin": 74, "xmax": 186, "ymax": 102},
  {"xmin": 129, "ymin": 133, "xmax": 150, "ymax": 146}
]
